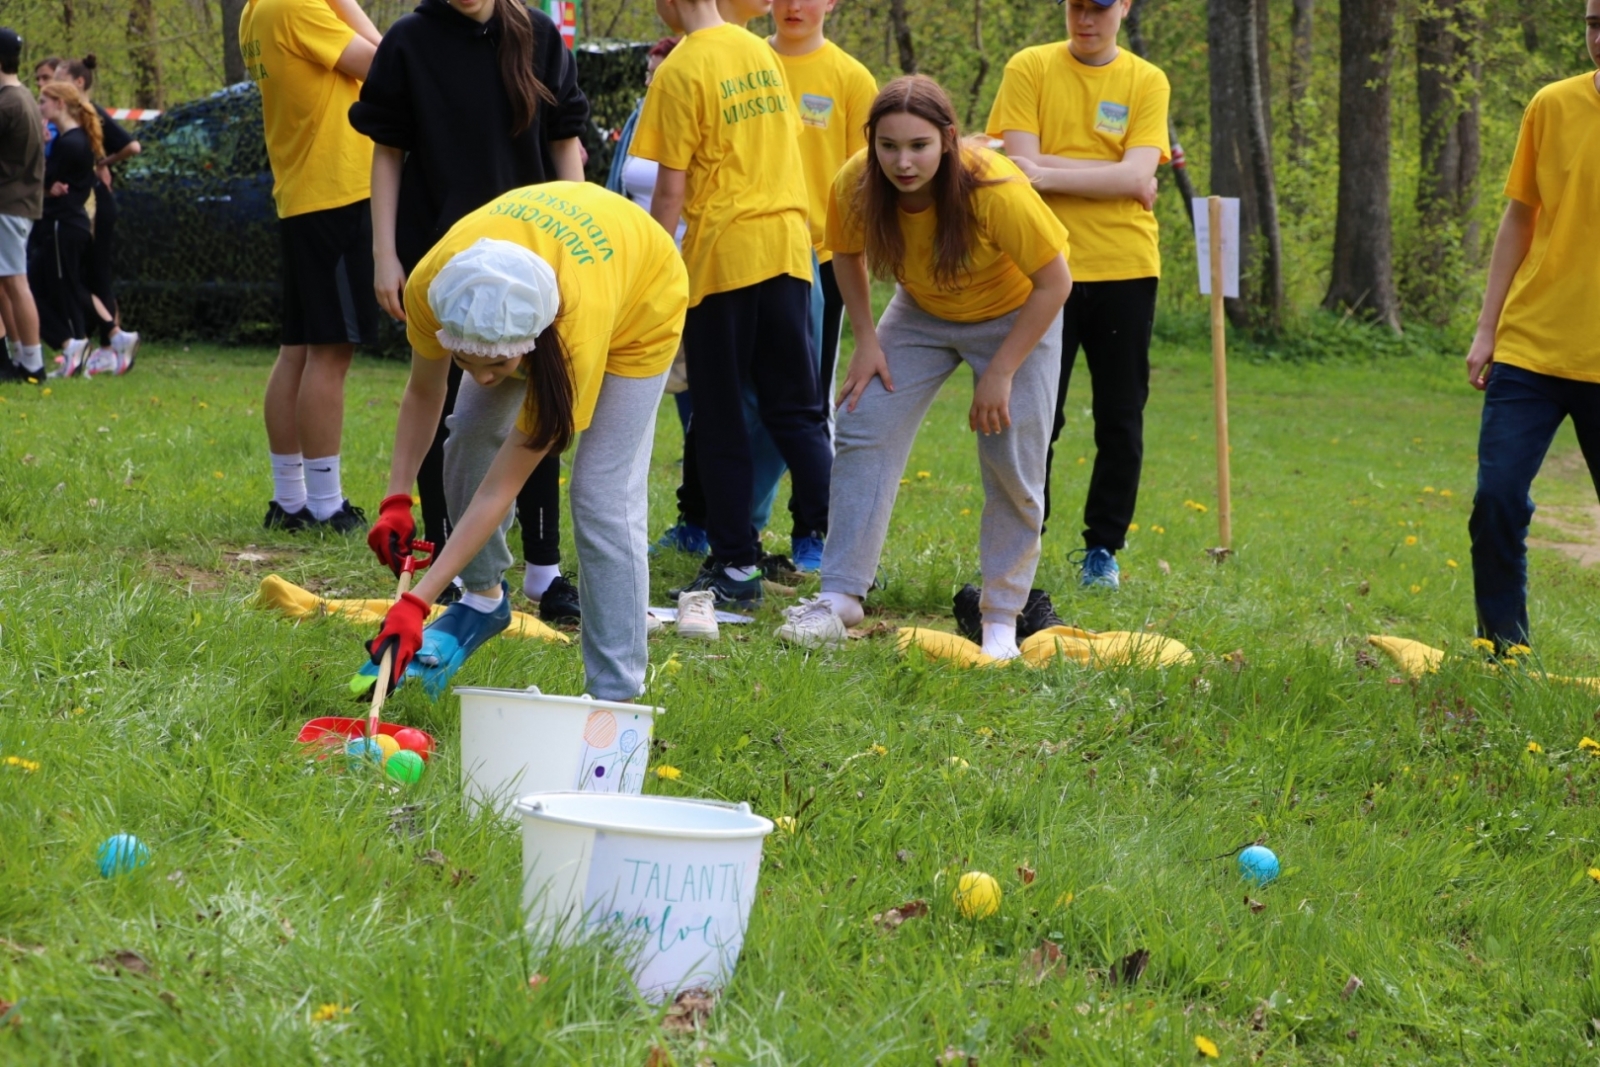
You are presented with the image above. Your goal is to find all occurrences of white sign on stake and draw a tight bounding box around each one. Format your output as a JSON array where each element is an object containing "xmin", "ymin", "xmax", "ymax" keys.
[{"xmin": 1192, "ymin": 197, "xmax": 1241, "ymax": 299}]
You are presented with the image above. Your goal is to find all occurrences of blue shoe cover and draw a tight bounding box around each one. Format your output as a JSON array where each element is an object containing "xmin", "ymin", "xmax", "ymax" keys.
[{"xmin": 352, "ymin": 581, "xmax": 512, "ymax": 700}]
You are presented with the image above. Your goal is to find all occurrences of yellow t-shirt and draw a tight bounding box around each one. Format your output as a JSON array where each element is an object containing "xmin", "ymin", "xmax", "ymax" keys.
[
  {"xmin": 985, "ymin": 44, "xmax": 1169, "ymax": 282},
  {"xmin": 1494, "ymin": 72, "xmax": 1600, "ymax": 384},
  {"xmin": 406, "ymin": 182, "xmax": 689, "ymax": 435},
  {"xmin": 775, "ymin": 40, "xmax": 877, "ymax": 263},
  {"xmin": 826, "ymin": 146, "xmax": 1068, "ymax": 323},
  {"xmin": 240, "ymin": 0, "xmax": 371, "ymax": 218},
  {"xmin": 630, "ymin": 23, "xmax": 812, "ymax": 307}
]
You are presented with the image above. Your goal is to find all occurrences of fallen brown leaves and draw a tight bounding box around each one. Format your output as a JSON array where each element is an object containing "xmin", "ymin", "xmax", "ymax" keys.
[
  {"xmin": 660, "ymin": 988, "xmax": 716, "ymax": 1035},
  {"xmin": 1341, "ymin": 975, "xmax": 1363, "ymax": 999},
  {"xmin": 935, "ymin": 1046, "xmax": 977, "ymax": 1066},
  {"xmin": 92, "ymin": 950, "xmax": 152, "ymax": 976},
  {"xmin": 1109, "ymin": 948, "xmax": 1149, "ymax": 987},
  {"xmin": 872, "ymin": 899, "xmax": 929, "ymax": 931},
  {"xmin": 1245, "ymin": 895, "xmax": 1267, "ymax": 915},
  {"xmin": 1020, "ymin": 941, "xmax": 1066, "ymax": 984},
  {"xmin": 1015, "ymin": 865, "xmax": 1036, "ymax": 885}
]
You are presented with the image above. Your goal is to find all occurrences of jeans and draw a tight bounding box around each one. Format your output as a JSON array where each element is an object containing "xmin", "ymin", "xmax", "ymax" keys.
[{"xmin": 1469, "ymin": 362, "xmax": 1600, "ymax": 648}]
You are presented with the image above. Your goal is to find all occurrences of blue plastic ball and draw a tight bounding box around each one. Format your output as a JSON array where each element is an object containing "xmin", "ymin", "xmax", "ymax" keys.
[
  {"xmin": 97, "ymin": 833, "xmax": 150, "ymax": 878},
  {"xmin": 1238, "ymin": 845, "xmax": 1280, "ymax": 886},
  {"xmin": 344, "ymin": 738, "xmax": 383, "ymax": 764}
]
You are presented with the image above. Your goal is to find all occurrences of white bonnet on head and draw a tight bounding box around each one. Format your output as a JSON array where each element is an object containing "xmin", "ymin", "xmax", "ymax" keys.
[{"xmin": 429, "ymin": 238, "xmax": 561, "ymax": 360}]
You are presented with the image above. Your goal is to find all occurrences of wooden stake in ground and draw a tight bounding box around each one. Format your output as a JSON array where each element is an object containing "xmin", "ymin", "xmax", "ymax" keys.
[{"xmin": 1208, "ymin": 195, "xmax": 1233, "ymax": 551}]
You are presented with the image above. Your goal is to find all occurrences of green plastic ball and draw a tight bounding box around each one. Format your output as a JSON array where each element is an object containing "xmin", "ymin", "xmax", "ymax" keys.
[{"xmin": 384, "ymin": 749, "xmax": 425, "ymax": 784}]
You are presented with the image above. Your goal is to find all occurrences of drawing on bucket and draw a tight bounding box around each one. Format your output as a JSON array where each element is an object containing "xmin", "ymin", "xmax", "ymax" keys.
[{"xmin": 576, "ymin": 710, "xmax": 651, "ymax": 794}]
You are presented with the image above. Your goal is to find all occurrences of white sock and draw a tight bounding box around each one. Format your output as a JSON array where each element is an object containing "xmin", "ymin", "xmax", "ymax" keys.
[
  {"xmin": 818, "ymin": 591, "xmax": 864, "ymax": 627},
  {"xmin": 17, "ymin": 344, "xmax": 43, "ymax": 373},
  {"xmin": 724, "ymin": 564, "xmax": 760, "ymax": 582},
  {"xmin": 524, "ymin": 563, "xmax": 561, "ymax": 601},
  {"xmin": 459, "ymin": 587, "xmax": 504, "ymax": 614},
  {"xmin": 111, "ymin": 328, "xmax": 135, "ymax": 344},
  {"xmin": 981, "ymin": 620, "xmax": 1020, "ymax": 661},
  {"xmin": 303, "ymin": 455, "xmax": 343, "ymax": 521},
  {"xmin": 270, "ymin": 452, "xmax": 306, "ymax": 512}
]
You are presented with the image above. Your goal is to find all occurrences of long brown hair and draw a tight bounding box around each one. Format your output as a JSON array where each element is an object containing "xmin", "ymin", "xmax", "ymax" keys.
[
  {"xmin": 496, "ymin": 0, "xmax": 556, "ymax": 137},
  {"xmin": 855, "ymin": 75, "xmax": 1002, "ymax": 290},
  {"xmin": 519, "ymin": 318, "xmax": 576, "ymax": 454},
  {"xmin": 41, "ymin": 81, "xmax": 103, "ymax": 161}
]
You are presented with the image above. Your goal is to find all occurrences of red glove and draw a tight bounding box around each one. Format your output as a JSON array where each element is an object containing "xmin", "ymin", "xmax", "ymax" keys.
[
  {"xmin": 367, "ymin": 592, "xmax": 430, "ymax": 687},
  {"xmin": 367, "ymin": 493, "xmax": 417, "ymax": 576}
]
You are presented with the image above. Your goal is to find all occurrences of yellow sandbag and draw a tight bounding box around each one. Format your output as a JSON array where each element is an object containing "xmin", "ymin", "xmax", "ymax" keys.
[
  {"xmin": 1368, "ymin": 634, "xmax": 1600, "ymax": 693},
  {"xmin": 897, "ymin": 625, "xmax": 1191, "ymax": 671},
  {"xmin": 255, "ymin": 574, "xmax": 569, "ymax": 644}
]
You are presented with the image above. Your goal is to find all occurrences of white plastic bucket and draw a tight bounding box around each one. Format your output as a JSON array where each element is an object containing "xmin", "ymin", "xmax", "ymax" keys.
[
  {"xmin": 455, "ymin": 687, "xmax": 662, "ymax": 817},
  {"xmin": 515, "ymin": 792, "xmax": 774, "ymax": 1000}
]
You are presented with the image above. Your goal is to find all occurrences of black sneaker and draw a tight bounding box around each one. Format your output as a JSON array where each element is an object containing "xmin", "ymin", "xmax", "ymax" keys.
[
  {"xmin": 0, "ymin": 358, "xmax": 42, "ymax": 385},
  {"xmin": 263, "ymin": 500, "xmax": 313, "ymax": 531},
  {"xmin": 1017, "ymin": 588, "xmax": 1066, "ymax": 641},
  {"xmin": 953, "ymin": 583, "xmax": 982, "ymax": 643},
  {"xmin": 669, "ymin": 560, "xmax": 763, "ymax": 611},
  {"xmin": 759, "ymin": 553, "xmax": 802, "ymax": 585},
  {"xmin": 314, "ymin": 500, "xmax": 368, "ymax": 535},
  {"xmin": 538, "ymin": 574, "xmax": 582, "ymax": 625}
]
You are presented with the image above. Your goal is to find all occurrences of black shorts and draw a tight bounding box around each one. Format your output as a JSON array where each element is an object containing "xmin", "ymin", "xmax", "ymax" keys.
[{"xmin": 278, "ymin": 200, "xmax": 379, "ymax": 347}]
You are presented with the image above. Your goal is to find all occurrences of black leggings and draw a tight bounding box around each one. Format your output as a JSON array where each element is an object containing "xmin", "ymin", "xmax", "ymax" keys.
[
  {"xmin": 27, "ymin": 220, "xmax": 91, "ymax": 349},
  {"xmin": 86, "ymin": 183, "xmax": 118, "ymax": 346},
  {"xmin": 416, "ymin": 361, "xmax": 563, "ymax": 567},
  {"xmin": 1042, "ymin": 276, "xmax": 1159, "ymax": 552},
  {"xmin": 818, "ymin": 258, "xmax": 844, "ymax": 402}
]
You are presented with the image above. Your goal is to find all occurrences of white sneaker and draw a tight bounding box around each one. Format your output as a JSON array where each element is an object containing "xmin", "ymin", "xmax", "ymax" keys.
[
  {"xmin": 82, "ymin": 346, "xmax": 119, "ymax": 378},
  {"xmin": 775, "ymin": 596, "xmax": 849, "ymax": 649},
  {"xmin": 676, "ymin": 590, "xmax": 719, "ymax": 640},
  {"xmin": 109, "ymin": 329, "xmax": 139, "ymax": 374},
  {"xmin": 50, "ymin": 338, "xmax": 88, "ymax": 378},
  {"xmin": 646, "ymin": 610, "xmax": 663, "ymax": 634}
]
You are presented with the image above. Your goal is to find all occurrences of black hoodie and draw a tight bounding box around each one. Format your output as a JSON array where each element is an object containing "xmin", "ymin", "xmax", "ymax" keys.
[{"xmin": 349, "ymin": 0, "xmax": 590, "ymax": 270}]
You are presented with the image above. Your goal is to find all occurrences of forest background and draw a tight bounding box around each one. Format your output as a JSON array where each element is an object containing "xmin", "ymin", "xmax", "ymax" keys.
[{"xmin": 0, "ymin": 0, "xmax": 1590, "ymax": 351}]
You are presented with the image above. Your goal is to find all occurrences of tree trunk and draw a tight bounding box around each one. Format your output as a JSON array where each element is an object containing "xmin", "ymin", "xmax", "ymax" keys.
[
  {"xmin": 964, "ymin": 0, "xmax": 988, "ymax": 129},
  {"xmin": 126, "ymin": 0, "xmax": 164, "ymax": 108},
  {"xmin": 1126, "ymin": 0, "xmax": 1196, "ymax": 227},
  {"xmin": 1323, "ymin": 0, "xmax": 1400, "ymax": 329},
  {"xmin": 888, "ymin": 0, "xmax": 917, "ymax": 75},
  {"xmin": 222, "ymin": 0, "xmax": 248, "ymax": 86},
  {"xmin": 1408, "ymin": 0, "xmax": 1481, "ymax": 320},
  {"xmin": 1288, "ymin": 0, "xmax": 1313, "ymax": 164},
  {"xmin": 1208, "ymin": 0, "xmax": 1283, "ymax": 328}
]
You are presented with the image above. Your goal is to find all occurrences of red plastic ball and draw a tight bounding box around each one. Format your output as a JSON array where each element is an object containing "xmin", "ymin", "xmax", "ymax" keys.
[{"xmin": 393, "ymin": 727, "xmax": 433, "ymax": 761}]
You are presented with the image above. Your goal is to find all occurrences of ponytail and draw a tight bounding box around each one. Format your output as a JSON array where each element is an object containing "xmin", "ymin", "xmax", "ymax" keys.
[
  {"xmin": 63, "ymin": 53, "xmax": 98, "ymax": 91},
  {"xmin": 519, "ymin": 321, "xmax": 576, "ymax": 454},
  {"xmin": 497, "ymin": 1, "xmax": 555, "ymax": 138},
  {"xmin": 41, "ymin": 82, "xmax": 104, "ymax": 161}
]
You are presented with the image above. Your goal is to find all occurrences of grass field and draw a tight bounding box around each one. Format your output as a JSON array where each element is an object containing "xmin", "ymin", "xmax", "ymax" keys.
[{"xmin": 2, "ymin": 333, "xmax": 1600, "ymax": 1064}]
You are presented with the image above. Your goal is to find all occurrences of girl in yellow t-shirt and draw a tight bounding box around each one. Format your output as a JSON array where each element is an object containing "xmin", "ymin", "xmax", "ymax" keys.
[
  {"xmin": 361, "ymin": 184, "xmax": 688, "ymax": 702},
  {"xmin": 775, "ymin": 75, "xmax": 1072, "ymax": 660}
]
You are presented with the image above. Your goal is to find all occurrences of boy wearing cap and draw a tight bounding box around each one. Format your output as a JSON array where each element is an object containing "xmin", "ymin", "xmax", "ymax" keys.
[
  {"xmin": 986, "ymin": 0, "xmax": 1169, "ymax": 592},
  {"xmin": 362, "ymin": 182, "xmax": 688, "ymax": 701},
  {"xmin": 1463, "ymin": 0, "xmax": 1600, "ymax": 653},
  {"xmin": 631, "ymin": 0, "xmax": 833, "ymax": 609},
  {"xmin": 241, "ymin": 0, "xmax": 380, "ymax": 532},
  {"xmin": 0, "ymin": 28, "xmax": 45, "ymax": 383}
]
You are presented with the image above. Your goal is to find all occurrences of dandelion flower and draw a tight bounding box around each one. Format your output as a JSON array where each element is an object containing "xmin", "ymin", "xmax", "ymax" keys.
[
  {"xmin": 1589, "ymin": 868, "xmax": 1600, "ymax": 884},
  {"xmin": 310, "ymin": 1003, "xmax": 349, "ymax": 1023},
  {"xmin": 40, "ymin": 388, "xmax": 51, "ymax": 397},
  {"xmin": 197, "ymin": 401, "xmax": 208, "ymax": 409},
  {"xmin": 1471, "ymin": 638, "xmax": 1495, "ymax": 652},
  {"xmin": 654, "ymin": 765, "xmax": 682, "ymax": 780},
  {"xmin": 1330, "ymin": 437, "xmax": 1340, "ymax": 445},
  {"xmin": 1423, "ymin": 486, "xmax": 1435, "ymax": 494},
  {"xmin": 1152, "ymin": 525, "xmax": 1165, "ymax": 534},
  {"xmin": 1405, "ymin": 536, "xmax": 1418, "ymax": 546},
  {"xmin": 959, "ymin": 508, "xmax": 971, "ymax": 516},
  {"xmin": 1412, "ymin": 437, "xmax": 1422, "ymax": 444},
  {"xmin": 4, "ymin": 755, "xmax": 39, "ymax": 772},
  {"xmin": 916, "ymin": 470, "xmax": 931, "ymax": 479},
  {"xmin": 1076, "ymin": 456, "xmax": 1087, "ymax": 465},
  {"xmin": 774, "ymin": 816, "xmax": 797, "ymax": 834},
  {"xmin": 1128, "ymin": 523, "xmax": 1140, "ymax": 532},
  {"xmin": 662, "ymin": 653, "xmax": 682, "ymax": 676},
  {"xmin": 1409, "ymin": 584, "xmax": 1422, "ymax": 594},
  {"xmin": 558, "ymin": 477, "xmax": 567, "ymax": 486},
  {"xmin": 976, "ymin": 727, "xmax": 993, "ymax": 738},
  {"xmin": 1527, "ymin": 741, "xmax": 1543, "ymax": 754},
  {"xmin": 899, "ymin": 478, "xmax": 909, "ymax": 486},
  {"xmin": 213, "ymin": 471, "xmax": 224, "ymax": 479},
  {"xmin": 1183, "ymin": 500, "xmax": 1208, "ymax": 513},
  {"xmin": 1440, "ymin": 488, "xmax": 1453, "ymax": 497},
  {"xmin": 1446, "ymin": 559, "xmax": 1458, "ymax": 568},
  {"xmin": 1195, "ymin": 1035, "xmax": 1220, "ymax": 1058},
  {"xmin": 870, "ymin": 744, "xmax": 888, "ymax": 756},
  {"xmin": 1055, "ymin": 891, "xmax": 1075, "ymax": 907},
  {"xmin": 1580, "ymin": 738, "xmax": 1600, "ymax": 757},
  {"xmin": 1508, "ymin": 644, "xmax": 1531, "ymax": 656},
  {"xmin": 946, "ymin": 756, "xmax": 970, "ymax": 770}
]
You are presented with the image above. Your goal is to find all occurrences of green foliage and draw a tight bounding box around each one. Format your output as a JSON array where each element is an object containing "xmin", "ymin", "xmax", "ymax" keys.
[{"xmin": 2, "ymin": 340, "xmax": 1599, "ymax": 1062}]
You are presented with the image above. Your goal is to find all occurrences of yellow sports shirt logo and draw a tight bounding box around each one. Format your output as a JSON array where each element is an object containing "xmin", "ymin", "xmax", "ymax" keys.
[
  {"xmin": 1095, "ymin": 101, "xmax": 1129, "ymax": 136},
  {"xmin": 800, "ymin": 94, "xmax": 834, "ymax": 129}
]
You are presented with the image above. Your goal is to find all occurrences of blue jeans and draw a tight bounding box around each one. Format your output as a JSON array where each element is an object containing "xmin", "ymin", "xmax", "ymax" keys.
[{"xmin": 1469, "ymin": 363, "xmax": 1600, "ymax": 648}]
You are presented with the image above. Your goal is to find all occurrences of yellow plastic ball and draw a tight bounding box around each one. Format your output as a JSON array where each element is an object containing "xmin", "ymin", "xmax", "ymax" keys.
[
  {"xmin": 373, "ymin": 734, "xmax": 401, "ymax": 760},
  {"xmin": 953, "ymin": 870, "xmax": 1001, "ymax": 919}
]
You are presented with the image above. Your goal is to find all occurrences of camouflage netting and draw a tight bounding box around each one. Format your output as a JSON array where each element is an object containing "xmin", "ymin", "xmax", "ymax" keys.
[{"xmin": 116, "ymin": 41, "xmax": 650, "ymax": 350}]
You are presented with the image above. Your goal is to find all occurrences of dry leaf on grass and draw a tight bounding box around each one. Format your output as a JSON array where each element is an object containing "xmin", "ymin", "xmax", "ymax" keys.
[
  {"xmin": 418, "ymin": 849, "xmax": 448, "ymax": 867},
  {"xmin": 1223, "ymin": 650, "xmax": 1248, "ymax": 673},
  {"xmin": 660, "ymin": 987, "xmax": 717, "ymax": 1034},
  {"xmin": 158, "ymin": 990, "xmax": 179, "ymax": 1012},
  {"xmin": 1157, "ymin": 558, "xmax": 1172, "ymax": 575},
  {"xmin": 527, "ymin": 973, "xmax": 548, "ymax": 993},
  {"xmin": 233, "ymin": 552, "xmax": 268, "ymax": 563},
  {"xmin": 0, "ymin": 938, "xmax": 44, "ymax": 958},
  {"xmin": 92, "ymin": 950, "xmax": 152, "ymax": 976},
  {"xmin": 1016, "ymin": 865, "xmax": 1036, "ymax": 885},
  {"xmin": 1245, "ymin": 895, "xmax": 1267, "ymax": 914},
  {"xmin": 1109, "ymin": 948, "xmax": 1149, "ymax": 987},
  {"xmin": 1341, "ymin": 975, "xmax": 1363, "ymax": 999},
  {"xmin": 1020, "ymin": 941, "xmax": 1066, "ymax": 984},
  {"xmin": 643, "ymin": 1049, "xmax": 674, "ymax": 1067},
  {"xmin": 1205, "ymin": 547, "xmax": 1232, "ymax": 563},
  {"xmin": 873, "ymin": 899, "xmax": 929, "ymax": 931},
  {"xmin": 0, "ymin": 998, "xmax": 17, "ymax": 1026},
  {"xmin": 935, "ymin": 1047, "xmax": 977, "ymax": 1066},
  {"xmin": 895, "ymin": 849, "xmax": 914, "ymax": 864},
  {"xmin": 847, "ymin": 621, "xmax": 898, "ymax": 640},
  {"xmin": 1248, "ymin": 1001, "xmax": 1268, "ymax": 1030}
]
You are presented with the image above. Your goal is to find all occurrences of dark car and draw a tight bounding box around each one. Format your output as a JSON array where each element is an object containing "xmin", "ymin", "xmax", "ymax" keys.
[{"xmin": 115, "ymin": 82, "xmax": 281, "ymax": 345}]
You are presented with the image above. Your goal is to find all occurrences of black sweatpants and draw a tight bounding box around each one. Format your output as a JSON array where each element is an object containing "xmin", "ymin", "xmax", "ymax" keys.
[
  {"xmin": 417, "ymin": 360, "xmax": 564, "ymax": 568},
  {"xmin": 818, "ymin": 259, "xmax": 844, "ymax": 403},
  {"xmin": 27, "ymin": 220, "xmax": 91, "ymax": 350},
  {"xmin": 683, "ymin": 274, "xmax": 831, "ymax": 567},
  {"xmin": 86, "ymin": 182, "xmax": 118, "ymax": 346},
  {"xmin": 1042, "ymin": 276, "xmax": 1159, "ymax": 552}
]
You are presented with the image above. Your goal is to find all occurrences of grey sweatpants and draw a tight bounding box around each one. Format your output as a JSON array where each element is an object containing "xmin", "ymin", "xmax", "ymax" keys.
[
  {"xmin": 819, "ymin": 291, "xmax": 1063, "ymax": 624},
  {"xmin": 444, "ymin": 370, "xmax": 668, "ymax": 700}
]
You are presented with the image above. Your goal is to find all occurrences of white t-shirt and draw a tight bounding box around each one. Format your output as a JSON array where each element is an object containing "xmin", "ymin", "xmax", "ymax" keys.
[{"xmin": 621, "ymin": 154, "xmax": 686, "ymax": 246}]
